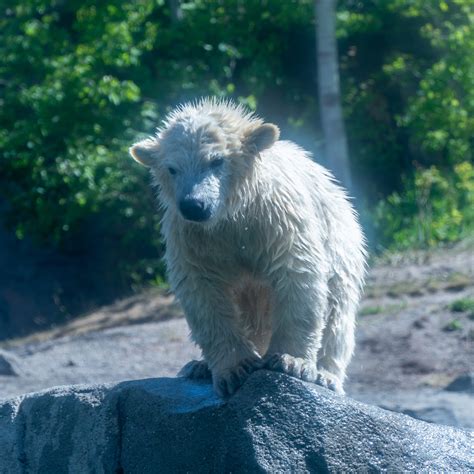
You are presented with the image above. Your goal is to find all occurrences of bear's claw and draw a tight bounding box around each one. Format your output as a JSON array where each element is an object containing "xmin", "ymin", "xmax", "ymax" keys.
[
  {"xmin": 213, "ymin": 357, "xmax": 263, "ymax": 397},
  {"xmin": 264, "ymin": 353, "xmax": 344, "ymax": 393},
  {"xmin": 315, "ymin": 369, "xmax": 344, "ymax": 394},
  {"xmin": 264, "ymin": 353, "xmax": 318, "ymax": 383}
]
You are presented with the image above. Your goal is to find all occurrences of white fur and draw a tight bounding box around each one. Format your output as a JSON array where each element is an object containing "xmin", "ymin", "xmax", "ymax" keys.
[{"xmin": 130, "ymin": 99, "xmax": 367, "ymax": 396}]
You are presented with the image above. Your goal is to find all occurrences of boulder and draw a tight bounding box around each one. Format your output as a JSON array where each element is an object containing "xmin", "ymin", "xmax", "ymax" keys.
[
  {"xmin": 0, "ymin": 371, "xmax": 472, "ymax": 473},
  {"xmin": 0, "ymin": 350, "xmax": 19, "ymax": 376},
  {"xmin": 445, "ymin": 373, "xmax": 474, "ymax": 394}
]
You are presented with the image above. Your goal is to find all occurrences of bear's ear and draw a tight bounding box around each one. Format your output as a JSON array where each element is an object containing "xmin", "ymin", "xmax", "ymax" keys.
[
  {"xmin": 244, "ymin": 123, "xmax": 280, "ymax": 153},
  {"xmin": 129, "ymin": 138, "xmax": 159, "ymax": 167}
]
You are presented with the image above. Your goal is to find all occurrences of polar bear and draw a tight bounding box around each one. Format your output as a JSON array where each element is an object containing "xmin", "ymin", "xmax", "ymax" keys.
[{"xmin": 130, "ymin": 98, "xmax": 366, "ymax": 397}]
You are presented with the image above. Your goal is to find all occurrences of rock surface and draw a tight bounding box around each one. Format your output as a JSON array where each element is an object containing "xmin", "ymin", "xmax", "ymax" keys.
[
  {"xmin": 0, "ymin": 371, "xmax": 472, "ymax": 473},
  {"xmin": 0, "ymin": 350, "xmax": 19, "ymax": 376},
  {"xmin": 445, "ymin": 373, "xmax": 474, "ymax": 394},
  {"xmin": 2, "ymin": 317, "xmax": 473, "ymax": 430}
]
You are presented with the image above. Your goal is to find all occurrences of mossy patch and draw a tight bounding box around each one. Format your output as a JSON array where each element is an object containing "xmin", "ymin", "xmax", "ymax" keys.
[
  {"xmin": 449, "ymin": 297, "xmax": 474, "ymax": 319},
  {"xmin": 359, "ymin": 303, "xmax": 406, "ymax": 317},
  {"xmin": 386, "ymin": 281, "xmax": 424, "ymax": 298},
  {"xmin": 443, "ymin": 319, "xmax": 463, "ymax": 332},
  {"xmin": 359, "ymin": 306, "xmax": 384, "ymax": 316},
  {"xmin": 428, "ymin": 273, "xmax": 472, "ymax": 293}
]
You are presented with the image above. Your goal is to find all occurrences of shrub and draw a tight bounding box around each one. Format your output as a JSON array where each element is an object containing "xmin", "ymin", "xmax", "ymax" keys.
[{"xmin": 373, "ymin": 161, "xmax": 474, "ymax": 250}]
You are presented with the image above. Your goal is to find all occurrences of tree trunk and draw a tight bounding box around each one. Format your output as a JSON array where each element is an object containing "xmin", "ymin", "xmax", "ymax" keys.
[
  {"xmin": 169, "ymin": 0, "xmax": 183, "ymax": 23},
  {"xmin": 315, "ymin": 0, "xmax": 352, "ymax": 190}
]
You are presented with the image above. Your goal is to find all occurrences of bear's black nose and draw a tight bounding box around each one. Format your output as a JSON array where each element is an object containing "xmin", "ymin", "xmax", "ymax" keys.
[{"xmin": 179, "ymin": 197, "xmax": 211, "ymax": 222}]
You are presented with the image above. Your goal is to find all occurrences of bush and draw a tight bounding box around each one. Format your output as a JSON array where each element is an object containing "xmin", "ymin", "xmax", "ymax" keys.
[
  {"xmin": 0, "ymin": 2, "xmax": 168, "ymax": 287},
  {"xmin": 373, "ymin": 161, "xmax": 474, "ymax": 250}
]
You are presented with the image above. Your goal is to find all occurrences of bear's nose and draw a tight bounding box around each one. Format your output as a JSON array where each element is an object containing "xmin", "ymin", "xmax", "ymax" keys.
[{"xmin": 179, "ymin": 197, "xmax": 211, "ymax": 222}]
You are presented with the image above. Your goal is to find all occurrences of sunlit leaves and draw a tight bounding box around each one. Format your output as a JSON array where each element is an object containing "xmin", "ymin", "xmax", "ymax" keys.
[
  {"xmin": 0, "ymin": 0, "xmax": 472, "ymax": 274},
  {"xmin": 374, "ymin": 162, "xmax": 474, "ymax": 249}
]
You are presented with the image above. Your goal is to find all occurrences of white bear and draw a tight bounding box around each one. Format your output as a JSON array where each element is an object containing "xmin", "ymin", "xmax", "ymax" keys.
[{"xmin": 130, "ymin": 98, "xmax": 366, "ymax": 397}]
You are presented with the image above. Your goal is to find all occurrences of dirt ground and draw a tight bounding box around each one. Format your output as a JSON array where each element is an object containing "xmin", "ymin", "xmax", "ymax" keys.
[
  {"xmin": 351, "ymin": 240, "xmax": 474, "ymax": 392},
  {"xmin": 1, "ymin": 242, "xmax": 473, "ymax": 429}
]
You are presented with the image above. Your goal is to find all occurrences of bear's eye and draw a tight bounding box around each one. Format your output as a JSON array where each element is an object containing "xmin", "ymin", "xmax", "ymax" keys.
[
  {"xmin": 210, "ymin": 158, "xmax": 224, "ymax": 169},
  {"xmin": 168, "ymin": 166, "xmax": 177, "ymax": 176}
]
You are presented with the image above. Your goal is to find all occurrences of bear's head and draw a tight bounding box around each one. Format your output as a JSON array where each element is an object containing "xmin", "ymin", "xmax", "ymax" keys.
[{"xmin": 129, "ymin": 98, "xmax": 279, "ymax": 225}]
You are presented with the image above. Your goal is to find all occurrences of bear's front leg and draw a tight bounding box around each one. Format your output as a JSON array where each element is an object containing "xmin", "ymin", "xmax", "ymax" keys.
[
  {"xmin": 176, "ymin": 276, "xmax": 262, "ymax": 397},
  {"xmin": 263, "ymin": 273, "xmax": 342, "ymax": 391}
]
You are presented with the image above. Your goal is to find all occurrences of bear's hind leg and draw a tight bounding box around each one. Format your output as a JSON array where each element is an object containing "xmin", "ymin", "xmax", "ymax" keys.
[{"xmin": 316, "ymin": 301, "xmax": 357, "ymax": 395}]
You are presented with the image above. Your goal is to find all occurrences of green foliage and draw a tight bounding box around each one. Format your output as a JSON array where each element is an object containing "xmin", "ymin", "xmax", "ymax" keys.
[
  {"xmin": 443, "ymin": 319, "xmax": 463, "ymax": 332},
  {"xmin": 450, "ymin": 298, "xmax": 474, "ymax": 319},
  {"xmin": 373, "ymin": 161, "xmax": 474, "ymax": 249},
  {"xmin": 359, "ymin": 305, "xmax": 384, "ymax": 316},
  {"xmin": 339, "ymin": 0, "xmax": 474, "ymax": 199},
  {"xmin": 0, "ymin": 1, "xmax": 163, "ymax": 283},
  {"xmin": 399, "ymin": 0, "xmax": 474, "ymax": 166},
  {"xmin": 358, "ymin": 303, "xmax": 406, "ymax": 317},
  {"xmin": 0, "ymin": 0, "xmax": 473, "ymax": 288}
]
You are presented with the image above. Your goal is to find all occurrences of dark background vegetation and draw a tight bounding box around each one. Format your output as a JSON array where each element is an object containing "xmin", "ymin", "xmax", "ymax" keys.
[{"xmin": 0, "ymin": 0, "xmax": 473, "ymax": 336}]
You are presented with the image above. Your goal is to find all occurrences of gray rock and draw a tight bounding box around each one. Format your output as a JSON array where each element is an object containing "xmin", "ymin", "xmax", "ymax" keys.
[
  {"xmin": 0, "ymin": 371, "xmax": 472, "ymax": 473},
  {"xmin": 445, "ymin": 373, "xmax": 474, "ymax": 394},
  {"xmin": 0, "ymin": 350, "xmax": 19, "ymax": 376},
  {"xmin": 350, "ymin": 387, "xmax": 474, "ymax": 430},
  {"xmin": 400, "ymin": 407, "xmax": 459, "ymax": 427}
]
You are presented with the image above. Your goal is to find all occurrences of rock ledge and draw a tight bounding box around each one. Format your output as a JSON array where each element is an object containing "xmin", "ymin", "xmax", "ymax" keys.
[{"xmin": 0, "ymin": 371, "xmax": 472, "ymax": 473}]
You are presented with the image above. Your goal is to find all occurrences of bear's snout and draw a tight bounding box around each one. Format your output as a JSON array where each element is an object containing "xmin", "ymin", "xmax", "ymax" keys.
[{"xmin": 179, "ymin": 197, "xmax": 211, "ymax": 222}]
